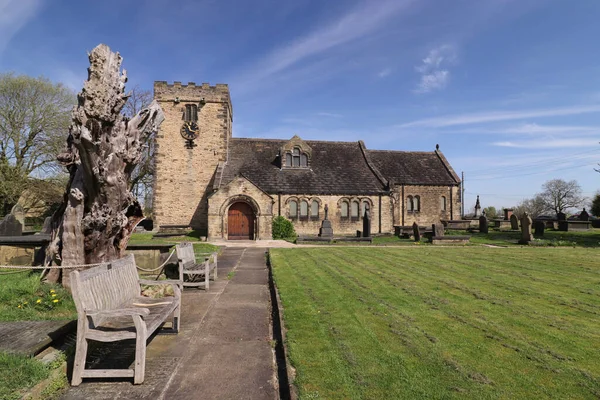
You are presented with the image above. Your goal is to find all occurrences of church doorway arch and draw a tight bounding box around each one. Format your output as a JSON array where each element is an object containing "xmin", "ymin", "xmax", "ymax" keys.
[{"xmin": 227, "ymin": 202, "xmax": 255, "ymax": 240}]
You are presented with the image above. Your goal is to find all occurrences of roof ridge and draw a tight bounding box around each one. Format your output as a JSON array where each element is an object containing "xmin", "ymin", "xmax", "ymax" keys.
[{"xmin": 367, "ymin": 149, "xmax": 436, "ymax": 154}]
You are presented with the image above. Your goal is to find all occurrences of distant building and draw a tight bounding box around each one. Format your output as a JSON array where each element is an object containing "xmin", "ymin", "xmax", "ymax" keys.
[{"xmin": 152, "ymin": 82, "xmax": 462, "ymax": 239}]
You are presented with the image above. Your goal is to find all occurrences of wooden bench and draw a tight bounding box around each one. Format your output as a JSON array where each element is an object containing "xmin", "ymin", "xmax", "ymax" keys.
[
  {"xmin": 176, "ymin": 242, "xmax": 218, "ymax": 290},
  {"xmin": 70, "ymin": 254, "xmax": 182, "ymax": 385}
]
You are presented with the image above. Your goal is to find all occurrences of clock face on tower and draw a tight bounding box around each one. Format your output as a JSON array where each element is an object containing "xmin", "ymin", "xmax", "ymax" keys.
[{"xmin": 180, "ymin": 121, "xmax": 200, "ymax": 141}]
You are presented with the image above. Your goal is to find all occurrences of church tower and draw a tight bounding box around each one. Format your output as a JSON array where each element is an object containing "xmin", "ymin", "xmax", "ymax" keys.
[{"xmin": 152, "ymin": 81, "xmax": 232, "ymax": 234}]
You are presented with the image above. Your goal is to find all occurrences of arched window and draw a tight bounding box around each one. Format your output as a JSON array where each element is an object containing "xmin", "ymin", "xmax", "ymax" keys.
[
  {"xmin": 300, "ymin": 154, "xmax": 308, "ymax": 167},
  {"xmin": 351, "ymin": 201, "xmax": 359, "ymax": 218},
  {"xmin": 341, "ymin": 201, "xmax": 349, "ymax": 218},
  {"xmin": 184, "ymin": 104, "xmax": 198, "ymax": 122},
  {"xmin": 285, "ymin": 153, "xmax": 292, "ymax": 167},
  {"xmin": 441, "ymin": 196, "xmax": 446, "ymax": 211},
  {"xmin": 292, "ymin": 148, "xmax": 301, "ymax": 167},
  {"xmin": 407, "ymin": 196, "xmax": 413, "ymax": 212},
  {"xmin": 289, "ymin": 200, "xmax": 297, "ymax": 218},
  {"xmin": 311, "ymin": 200, "xmax": 319, "ymax": 218},
  {"xmin": 300, "ymin": 200, "xmax": 308, "ymax": 218},
  {"xmin": 414, "ymin": 196, "xmax": 420, "ymax": 212}
]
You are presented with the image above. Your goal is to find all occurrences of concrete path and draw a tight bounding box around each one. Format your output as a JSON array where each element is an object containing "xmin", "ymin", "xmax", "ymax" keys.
[
  {"xmin": 62, "ymin": 247, "xmax": 277, "ymax": 400},
  {"xmin": 0, "ymin": 320, "xmax": 74, "ymax": 356}
]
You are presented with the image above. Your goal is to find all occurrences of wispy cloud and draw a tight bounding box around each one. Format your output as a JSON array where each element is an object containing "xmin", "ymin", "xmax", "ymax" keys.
[
  {"xmin": 398, "ymin": 104, "xmax": 600, "ymax": 128},
  {"xmin": 316, "ymin": 112, "xmax": 342, "ymax": 118},
  {"xmin": 377, "ymin": 67, "xmax": 392, "ymax": 78},
  {"xmin": 414, "ymin": 44, "xmax": 456, "ymax": 93},
  {"xmin": 492, "ymin": 138, "xmax": 599, "ymax": 149},
  {"xmin": 234, "ymin": 0, "xmax": 414, "ymax": 91},
  {"xmin": 0, "ymin": 0, "xmax": 42, "ymax": 53}
]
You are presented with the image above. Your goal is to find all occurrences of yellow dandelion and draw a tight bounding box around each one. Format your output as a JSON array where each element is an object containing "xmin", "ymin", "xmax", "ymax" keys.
[
  {"xmin": 36, "ymin": 299, "xmax": 42, "ymax": 304},
  {"xmin": 17, "ymin": 305, "xmax": 21, "ymax": 308},
  {"xmin": 50, "ymin": 289, "xmax": 55, "ymax": 293},
  {"xmin": 23, "ymin": 302, "xmax": 28, "ymax": 305},
  {"xmin": 51, "ymin": 294, "xmax": 57, "ymax": 297},
  {"xmin": 52, "ymin": 299, "xmax": 59, "ymax": 303}
]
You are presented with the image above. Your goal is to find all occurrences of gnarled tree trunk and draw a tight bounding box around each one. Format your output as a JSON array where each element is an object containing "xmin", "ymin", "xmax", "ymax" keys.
[{"xmin": 45, "ymin": 44, "xmax": 164, "ymax": 287}]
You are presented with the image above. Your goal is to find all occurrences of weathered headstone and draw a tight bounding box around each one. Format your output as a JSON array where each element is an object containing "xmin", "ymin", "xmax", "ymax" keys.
[
  {"xmin": 318, "ymin": 205, "xmax": 333, "ymax": 238},
  {"xmin": 432, "ymin": 223, "xmax": 444, "ymax": 237},
  {"xmin": 362, "ymin": 208, "xmax": 371, "ymax": 238},
  {"xmin": 519, "ymin": 213, "xmax": 533, "ymax": 244},
  {"xmin": 579, "ymin": 208, "xmax": 590, "ymax": 221},
  {"xmin": 557, "ymin": 212, "xmax": 566, "ymax": 221},
  {"xmin": 10, "ymin": 204, "xmax": 25, "ymax": 230},
  {"xmin": 479, "ymin": 215, "xmax": 488, "ymax": 234},
  {"xmin": 412, "ymin": 222, "xmax": 420, "ymax": 242},
  {"xmin": 510, "ymin": 214, "xmax": 519, "ymax": 230},
  {"xmin": 0, "ymin": 214, "xmax": 22, "ymax": 236},
  {"xmin": 503, "ymin": 208, "xmax": 513, "ymax": 221},
  {"xmin": 534, "ymin": 220, "xmax": 545, "ymax": 237},
  {"xmin": 557, "ymin": 211, "xmax": 568, "ymax": 231}
]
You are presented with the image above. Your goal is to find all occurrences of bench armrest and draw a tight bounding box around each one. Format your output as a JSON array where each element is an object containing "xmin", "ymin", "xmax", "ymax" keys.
[{"xmin": 86, "ymin": 307, "xmax": 150, "ymax": 318}]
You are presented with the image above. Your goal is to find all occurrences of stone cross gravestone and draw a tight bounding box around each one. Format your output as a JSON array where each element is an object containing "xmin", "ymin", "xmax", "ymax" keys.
[
  {"xmin": 412, "ymin": 222, "xmax": 420, "ymax": 242},
  {"xmin": 362, "ymin": 208, "xmax": 371, "ymax": 238},
  {"xmin": 534, "ymin": 220, "xmax": 545, "ymax": 237},
  {"xmin": 318, "ymin": 204, "xmax": 333, "ymax": 238},
  {"xmin": 519, "ymin": 213, "xmax": 533, "ymax": 244},
  {"xmin": 579, "ymin": 208, "xmax": 590, "ymax": 221},
  {"xmin": 474, "ymin": 195, "xmax": 481, "ymax": 218},
  {"xmin": 479, "ymin": 215, "xmax": 488, "ymax": 234},
  {"xmin": 510, "ymin": 214, "xmax": 519, "ymax": 230},
  {"xmin": 433, "ymin": 223, "xmax": 444, "ymax": 237},
  {"xmin": 0, "ymin": 214, "xmax": 22, "ymax": 236}
]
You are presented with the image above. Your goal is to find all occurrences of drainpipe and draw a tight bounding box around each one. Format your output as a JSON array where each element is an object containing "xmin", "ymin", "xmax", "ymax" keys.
[
  {"xmin": 401, "ymin": 185, "xmax": 405, "ymax": 226},
  {"xmin": 378, "ymin": 194, "xmax": 382, "ymax": 233},
  {"xmin": 278, "ymin": 192, "xmax": 281, "ymax": 216},
  {"xmin": 450, "ymin": 186, "xmax": 454, "ymax": 220}
]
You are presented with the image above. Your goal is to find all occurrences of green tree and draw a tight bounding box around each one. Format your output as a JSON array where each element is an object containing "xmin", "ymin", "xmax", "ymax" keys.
[
  {"xmin": 483, "ymin": 206, "xmax": 497, "ymax": 219},
  {"xmin": 272, "ymin": 216, "xmax": 296, "ymax": 239},
  {"xmin": 590, "ymin": 192, "xmax": 600, "ymax": 217},
  {"xmin": 0, "ymin": 73, "xmax": 74, "ymax": 214}
]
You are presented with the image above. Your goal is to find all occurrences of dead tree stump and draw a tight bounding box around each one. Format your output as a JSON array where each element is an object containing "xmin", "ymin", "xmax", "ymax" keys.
[{"xmin": 45, "ymin": 44, "xmax": 164, "ymax": 287}]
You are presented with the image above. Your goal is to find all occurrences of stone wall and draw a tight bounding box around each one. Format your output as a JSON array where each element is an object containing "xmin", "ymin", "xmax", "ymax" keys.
[
  {"xmin": 277, "ymin": 194, "xmax": 394, "ymax": 236},
  {"xmin": 207, "ymin": 177, "xmax": 275, "ymax": 240},
  {"xmin": 392, "ymin": 185, "xmax": 461, "ymax": 226},
  {"xmin": 153, "ymin": 82, "xmax": 232, "ymax": 233}
]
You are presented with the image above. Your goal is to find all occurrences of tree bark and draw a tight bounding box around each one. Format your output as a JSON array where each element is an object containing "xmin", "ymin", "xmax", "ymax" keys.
[{"xmin": 45, "ymin": 44, "xmax": 164, "ymax": 287}]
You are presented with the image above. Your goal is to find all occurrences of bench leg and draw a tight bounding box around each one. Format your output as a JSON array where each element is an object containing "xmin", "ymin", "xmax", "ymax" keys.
[
  {"xmin": 72, "ymin": 319, "xmax": 88, "ymax": 386},
  {"xmin": 173, "ymin": 303, "xmax": 181, "ymax": 333},
  {"xmin": 205, "ymin": 262, "xmax": 210, "ymax": 290},
  {"xmin": 132, "ymin": 316, "xmax": 148, "ymax": 384}
]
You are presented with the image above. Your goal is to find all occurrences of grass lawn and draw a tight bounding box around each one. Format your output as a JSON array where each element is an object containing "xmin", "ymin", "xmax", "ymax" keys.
[
  {"xmin": 271, "ymin": 247, "xmax": 600, "ymax": 399},
  {"xmin": 0, "ymin": 271, "xmax": 76, "ymax": 322},
  {"xmin": 0, "ymin": 352, "xmax": 52, "ymax": 400}
]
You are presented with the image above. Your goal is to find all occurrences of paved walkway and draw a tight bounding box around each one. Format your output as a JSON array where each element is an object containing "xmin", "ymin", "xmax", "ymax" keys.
[
  {"xmin": 62, "ymin": 247, "xmax": 278, "ymax": 400},
  {"xmin": 0, "ymin": 320, "xmax": 74, "ymax": 356}
]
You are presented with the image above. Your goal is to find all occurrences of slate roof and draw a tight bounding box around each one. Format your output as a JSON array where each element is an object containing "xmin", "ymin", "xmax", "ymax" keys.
[
  {"xmin": 216, "ymin": 138, "xmax": 460, "ymax": 195},
  {"xmin": 367, "ymin": 150, "xmax": 460, "ymax": 186}
]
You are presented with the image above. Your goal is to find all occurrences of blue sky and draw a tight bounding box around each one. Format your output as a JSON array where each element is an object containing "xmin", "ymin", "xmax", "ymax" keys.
[{"xmin": 1, "ymin": 0, "xmax": 599, "ymax": 211}]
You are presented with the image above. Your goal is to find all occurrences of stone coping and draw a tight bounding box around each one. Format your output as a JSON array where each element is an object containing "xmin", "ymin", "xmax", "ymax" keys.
[{"xmin": 0, "ymin": 234, "xmax": 51, "ymax": 245}]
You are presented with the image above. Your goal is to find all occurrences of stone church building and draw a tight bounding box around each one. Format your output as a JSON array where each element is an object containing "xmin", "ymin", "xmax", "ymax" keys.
[{"xmin": 152, "ymin": 81, "xmax": 462, "ymax": 240}]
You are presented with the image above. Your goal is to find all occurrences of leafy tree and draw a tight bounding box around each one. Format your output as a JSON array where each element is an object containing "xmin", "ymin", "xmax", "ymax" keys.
[
  {"xmin": 483, "ymin": 206, "xmax": 497, "ymax": 219},
  {"xmin": 513, "ymin": 194, "xmax": 547, "ymax": 219},
  {"xmin": 539, "ymin": 179, "xmax": 584, "ymax": 216},
  {"xmin": 122, "ymin": 85, "xmax": 154, "ymax": 211},
  {"xmin": 590, "ymin": 192, "xmax": 600, "ymax": 217},
  {"xmin": 0, "ymin": 73, "xmax": 74, "ymax": 213},
  {"xmin": 272, "ymin": 216, "xmax": 296, "ymax": 239}
]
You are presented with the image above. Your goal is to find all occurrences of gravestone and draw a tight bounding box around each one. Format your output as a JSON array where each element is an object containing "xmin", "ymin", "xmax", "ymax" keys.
[
  {"xmin": 534, "ymin": 220, "xmax": 545, "ymax": 237},
  {"xmin": 557, "ymin": 212, "xmax": 566, "ymax": 221},
  {"xmin": 412, "ymin": 222, "xmax": 420, "ymax": 242},
  {"xmin": 479, "ymin": 216, "xmax": 488, "ymax": 234},
  {"xmin": 433, "ymin": 223, "xmax": 444, "ymax": 237},
  {"xmin": 579, "ymin": 208, "xmax": 590, "ymax": 221},
  {"xmin": 510, "ymin": 214, "xmax": 519, "ymax": 230},
  {"xmin": 557, "ymin": 211, "xmax": 567, "ymax": 231},
  {"xmin": 318, "ymin": 204, "xmax": 333, "ymax": 238},
  {"xmin": 519, "ymin": 213, "xmax": 533, "ymax": 244},
  {"xmin": 362, "ymin": 208, "xmax": 371, "ymax": 238},
  {"xmin": 0, "ymin": 214, "xmax": 22, "ymax": 236},
  {"xmin": 10, "ymin": 204, "xmax": 25, "ymax": 230}
]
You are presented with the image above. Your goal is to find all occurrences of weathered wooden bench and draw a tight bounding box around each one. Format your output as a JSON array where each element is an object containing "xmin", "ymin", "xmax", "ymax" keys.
[
  {"xmin": 70, "ymin": 254, "xmax": 182, "ymax": 385},
  {"xmin": 175, "ymin": 242, "xmax": 218, "ymax": 290}
]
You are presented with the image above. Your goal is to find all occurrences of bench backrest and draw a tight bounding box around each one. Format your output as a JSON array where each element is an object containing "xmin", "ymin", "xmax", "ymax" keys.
[
  {"xmin": 70, "ymin": 254, "xmax": 140, "ymax": 315},
  {"xmin": 176, "ymin": 242, "xmax": 195, "ymax": 266}
]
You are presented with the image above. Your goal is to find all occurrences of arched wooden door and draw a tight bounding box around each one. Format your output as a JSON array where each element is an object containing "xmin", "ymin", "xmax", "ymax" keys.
[{"xmin": 228, "ymin": 202, "xmax": 255, "ymax": 240}]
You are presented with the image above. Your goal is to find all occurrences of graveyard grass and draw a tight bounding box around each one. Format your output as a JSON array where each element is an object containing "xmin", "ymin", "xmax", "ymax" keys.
[{"xmin": 271, "ymin": 247, "xmax": 600, "ymax": 399}]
